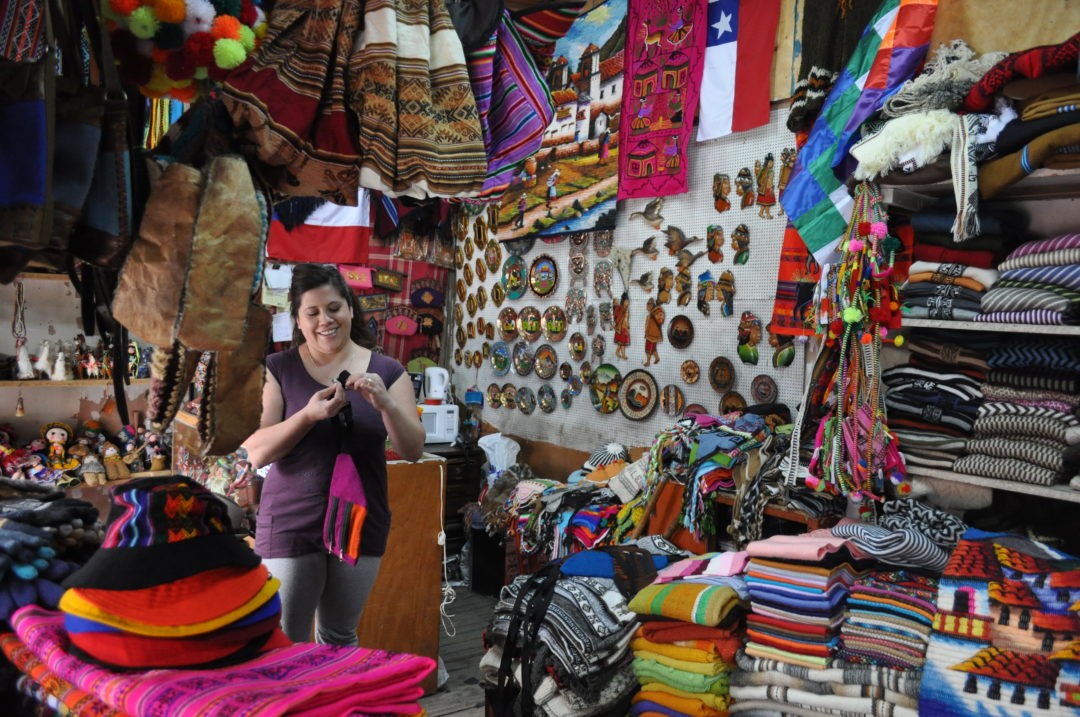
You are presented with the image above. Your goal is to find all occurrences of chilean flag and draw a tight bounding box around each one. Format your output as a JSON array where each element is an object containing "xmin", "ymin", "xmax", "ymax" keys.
[
  {"xmin": 267, "ymin": 189, "xmax": 373, "ymax": 264},
  {"xmin": 696, "ymin": 0, "xmax": 781, "ymax": 141}
]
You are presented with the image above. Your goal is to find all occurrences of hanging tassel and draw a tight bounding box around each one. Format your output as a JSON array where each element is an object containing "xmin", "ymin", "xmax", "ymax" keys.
[{"xmin": 14, "ymin": 395, "xmax": 24, "ymax": 417}]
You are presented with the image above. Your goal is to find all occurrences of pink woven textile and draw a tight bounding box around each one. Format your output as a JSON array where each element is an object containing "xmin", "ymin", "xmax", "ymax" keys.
[
  {"xmin": 12, "ymin": 606, "xmax": 434, "ymax": 717},
  {"xmin": 745, "ymin": 532, "xmax": 851, "ymax": 561}
]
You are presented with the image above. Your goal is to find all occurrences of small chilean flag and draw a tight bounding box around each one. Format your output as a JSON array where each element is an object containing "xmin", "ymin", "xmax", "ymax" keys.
[
  {"xmin": 696, "ymin": 0, "xmax": 781, "ymax": 141},
  {"xmin": 267, "ymin": 189, "xmax": 373, "ymax": 264}
]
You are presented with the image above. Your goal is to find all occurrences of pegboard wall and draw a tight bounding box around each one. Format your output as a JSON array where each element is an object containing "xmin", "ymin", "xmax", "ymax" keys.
[{"xmin": 452, "ymin": 107, "xmax": 806, "ymax": 454}]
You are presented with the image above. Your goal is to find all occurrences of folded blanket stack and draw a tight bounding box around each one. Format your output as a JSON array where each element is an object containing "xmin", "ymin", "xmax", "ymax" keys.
[
  {"xmin": 839, "ymin": 570, "xmax": 939, "ymax": 669},
  {"xmin": 729, "ymin": 650, "xmax": 923, "ymax": 716},
  {"xmin": 920, "ymin": 528, "xmax": 1080, "ymax": 716},
  {"xmin": 741, "ymin": 534, "xmax": 866, "ymax": 672},
  {"xmin": 901, "ymin": 259, "xmax": 999, "ymax": 321},
  {"xmin": 948, "ymin": 334, "xmax": 1080, "ymax": 488},
  {"xmin": 626, "ymin": 553, "xmax": 750, "ymax": 716},
  {"xmin": 980, "ymin": 234, "xmax": 1080, "ymax": 324}
]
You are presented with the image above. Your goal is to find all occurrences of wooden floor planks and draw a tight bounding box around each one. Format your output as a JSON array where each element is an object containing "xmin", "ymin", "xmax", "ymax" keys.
[{"xmin": 418, "ymin": 586, "xmax": 498, "ymax": 717}]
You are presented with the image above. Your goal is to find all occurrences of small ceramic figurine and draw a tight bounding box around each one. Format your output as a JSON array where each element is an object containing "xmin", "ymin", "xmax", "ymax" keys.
[
  {"xmin": 643, "ymin": 298, "xmax": 665, "ymax": 367},
  {"xmin": 33, "ymin": 339, "xmax": 51, "ymax": 379},
  {"xmin": 101, "ymin": 441, "xmax": 131, "ymax": 481},
  {"xmin": 127, "ymin": 342, "xmax": 140, "ymax": 379},
  {"xmin": 51, "ymin": 344, "xmax": 72, "ymax": 381},
  {"xmin": 41, "ymin": 422, "xmax": 79, "ymax": 472},
  {"xmin": 613, "ymin": 293, "xmax": 630, "ymax": 360},
  {"xmin": 122, "ymin": 440, "xmax": 145, "ymax": 473},
  {"xmin": 79, "ymin": 453, "xmax": 107, "ymax": 487},
  {"xmin": 14, "ymin": 337, "xmax": 34, "ymax": 380},
  {"xmin": 145, "ymin": 434, "xmax": 167, "ymax": 471}
]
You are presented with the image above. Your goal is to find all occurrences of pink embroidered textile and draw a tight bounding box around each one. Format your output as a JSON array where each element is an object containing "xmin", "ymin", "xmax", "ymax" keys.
[
  {"xmin": 617, "ymin": 0, "xmax": 708, "ymax": 200},
  {"xmin": 11, "ymin": 606, "xmax": 434, "ymax": 717}
]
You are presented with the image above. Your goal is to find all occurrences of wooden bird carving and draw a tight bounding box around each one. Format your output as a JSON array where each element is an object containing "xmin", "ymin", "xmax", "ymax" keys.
[
  {"xmin": 631, "ymin": 236, "xmax": 659, "ymax": 261},
  {"xmin": 629, "ymin": 197, "xmax": 665, "ymax": 230},
  {"xmin": 675, "ymin": 249, "xmax": 707, "ymax": 269},
  {"xmin": 662, "ymin": 225, "xmax": 701, "ymax": 255},
  {"xmin": 630, "ymin": 272, "xmax": 654, "ymax": 293}
]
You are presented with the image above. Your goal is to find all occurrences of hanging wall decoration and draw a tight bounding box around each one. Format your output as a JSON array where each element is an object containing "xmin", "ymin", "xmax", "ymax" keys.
[
  {"xmin": 612, "ymin": 292, "xmax": 630, "ymax": 359},
  {"xmin": 712, "ymin": 173, "xmax": 731, "ymax": 213},
  {"xmin": 706, "ymin": 224, "xmax": 724, "ymax": 263},
  {"xmin": 494, "ymin": 0, "xmax": 627, "ymax": 244},
  {"xmin": 734, "ymin": 167, "xmax": 754, "ymax": 209},
  {"xmin": 696, "ymin": 271, "xmax": 715, "ymax": 316},
  {"xmin": 754, "ymin": 153, "xmax": 777, "ymax": 219},
  {"xmin": 617, "ymin": 0, "xmax": 708, "ymax": 200},
  {"xmin": 736, "ymin": 311, "xmax": 762, "ymax": 364},
  {"xmin": 643, "ymin": 297, "xmax": 665, "ymax": 367},
  {"xmin": 731, "ymin": 223, "xmax": 750, "ymax": 264}
]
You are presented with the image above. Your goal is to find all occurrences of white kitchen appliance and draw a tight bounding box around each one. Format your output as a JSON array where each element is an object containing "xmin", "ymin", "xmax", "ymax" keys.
[
  {"xmin": 423, "ymin": 367, "xmax": 450, "ymax": 404},
  {"xmin": 419, "ymin": 403, "xmax": 459, "ymax": 444}
]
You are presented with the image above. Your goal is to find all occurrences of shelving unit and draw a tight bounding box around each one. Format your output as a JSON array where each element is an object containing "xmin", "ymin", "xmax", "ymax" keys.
[
  {"xmin": 0, "ymin": 379, "xmax": 152, "ymax": 387},
  {"xmin": 901, "ymin": 318, "xmax": 1080, "ymax": 336},
  {"xmin": 881, "ymin": 168, "xmax": 1080, "ymax": 212},
  {"xmin": 904, "ymin": 466, "xmax": 1080, "ymax": 505}
]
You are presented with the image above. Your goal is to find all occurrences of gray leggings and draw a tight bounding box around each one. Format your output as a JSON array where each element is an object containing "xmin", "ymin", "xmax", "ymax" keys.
[{"xmin": 263, "ymin": 553, "xmax": 382, "ymax": 645}]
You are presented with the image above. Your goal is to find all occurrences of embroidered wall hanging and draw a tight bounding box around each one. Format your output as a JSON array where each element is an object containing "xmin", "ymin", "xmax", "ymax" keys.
[{"xmin": 617, "ymin": 0, "xmax": 708, "ymax": 200}]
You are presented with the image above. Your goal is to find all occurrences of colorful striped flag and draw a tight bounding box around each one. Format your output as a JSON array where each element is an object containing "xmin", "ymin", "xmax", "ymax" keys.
[
  {"xmin": 696, "ymin": 0, "xmax": 782, "ymax": 141},
  {"xmin": 267, "ymin": 189, "xmax": 373, "ymax": 264},
  {"xmin": 779, "ymin": 0, "xmax": 938, "ymax": 262}
]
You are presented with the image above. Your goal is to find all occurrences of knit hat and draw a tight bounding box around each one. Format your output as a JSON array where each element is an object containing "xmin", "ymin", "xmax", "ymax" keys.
[
  {"xmin": 61, "ymin": 476, "xmax": 259, "ymax": 591},
  {"xmin": 582, "ymin": 442, "xmax": 631, "ymax": 473}
]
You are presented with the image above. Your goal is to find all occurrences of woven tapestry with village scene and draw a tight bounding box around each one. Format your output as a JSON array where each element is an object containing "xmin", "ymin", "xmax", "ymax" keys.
[{"xmin": 497, "ymin": 0, "xmax": 627, "ymax": 241}]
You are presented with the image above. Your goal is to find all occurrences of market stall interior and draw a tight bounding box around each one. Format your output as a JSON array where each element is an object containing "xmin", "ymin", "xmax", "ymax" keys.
[{"xmin": 2, "ymin": 0, "xmax": 1080, "ymax": 715}]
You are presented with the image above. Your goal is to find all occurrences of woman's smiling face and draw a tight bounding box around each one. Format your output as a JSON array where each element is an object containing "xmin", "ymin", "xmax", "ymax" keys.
[{"xmin": 297, "ymin": 284, "xmax": 353, "ymax": 352}]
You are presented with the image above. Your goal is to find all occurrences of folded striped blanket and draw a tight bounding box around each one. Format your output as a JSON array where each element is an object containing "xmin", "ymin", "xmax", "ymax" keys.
[
  {"xmin": 1000, "ymin": 264, "xmax": 1080, "ymax": 291},
  {"xmin": 632, "ymin": 657, "xmax": 730, "ymax": 694},
  {"xmin": 997, "ymin": 246, "xmax": 1080, "ymax": 271},
  {"xmin": 965, "ymin": 436, "xmax": 1066, "ymax": 473},
  {"xmin": 1002, "ymin": 232, "xmax": 1080, "ymax": 259},
  {"xmin": 953, "ymin": 454, "xmax": 1060, "ymax": 486},
  {"xmin": 729, "ymin": 684, "xmax": 918, "ymax": 717},
  {"xmin": 628, "ymin": 583, "xmax": 746, "ymax": 627},
  {"xmin": 735, "ymin": 650, "xmax": 924, "ymax": 697}
]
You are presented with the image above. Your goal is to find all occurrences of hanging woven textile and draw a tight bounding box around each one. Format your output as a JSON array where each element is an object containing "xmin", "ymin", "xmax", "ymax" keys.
[{"xmin": 806, "ymin": 181, "xmax": 909, "ymax": 516}]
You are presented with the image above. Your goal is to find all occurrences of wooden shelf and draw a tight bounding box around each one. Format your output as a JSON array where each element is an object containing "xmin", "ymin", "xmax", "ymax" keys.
[
  {"xmin": 901, "ymin": 318, "xmax": 1080, "ymax": 336},
  {"xmin": 906, "ymin": 466, "xmax": 1080, "ymax": 504},
  {"xmin": 0, "ymin": 378, "xmax": 152, "ymax": 387},
  {"xmin": 16, "ymin": 272, "xmax": 71, "ymax": 282},
  {"xmin": 713, "ymin": 492, "xmax": 840, "ymax": 531},
  {"xmin": 881, "ymin": 168, "xmax": 1080, "ymax": 212}
]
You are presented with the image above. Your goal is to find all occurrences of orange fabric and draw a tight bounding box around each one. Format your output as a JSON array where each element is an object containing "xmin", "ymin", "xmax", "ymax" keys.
[
  {"xmin": 75, "ymin": 565, "xmax": 271, "ymax": 625},
  {"xmin": 647, "ymin": 481, "xmax": 708, "ymax": 554},
  {"xmin": 632, "ymin": 689, "xmax": 728, "ymax": 716}
]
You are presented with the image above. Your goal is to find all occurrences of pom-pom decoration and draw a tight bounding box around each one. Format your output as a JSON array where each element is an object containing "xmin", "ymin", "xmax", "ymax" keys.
[{"xmin": 105, "ymin": 0, "xmax": 263, "ymax": 100}]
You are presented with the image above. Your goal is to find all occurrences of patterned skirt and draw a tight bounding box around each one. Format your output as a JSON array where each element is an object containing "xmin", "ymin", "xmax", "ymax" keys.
[{"xmin": 221, "ymin": 0, "xmax": 487, "ymax": 202}]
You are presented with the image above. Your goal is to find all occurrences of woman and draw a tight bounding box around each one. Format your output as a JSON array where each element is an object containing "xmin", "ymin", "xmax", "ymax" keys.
[{"xmin": 243, "ymin": 264, "xmax": 425, "ymax": 645}]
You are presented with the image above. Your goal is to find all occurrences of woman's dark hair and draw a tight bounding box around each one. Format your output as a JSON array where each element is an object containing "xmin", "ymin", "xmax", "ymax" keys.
[{"xmin": 288, "ymin": 263, "xmax": 376, "ymax": 349}]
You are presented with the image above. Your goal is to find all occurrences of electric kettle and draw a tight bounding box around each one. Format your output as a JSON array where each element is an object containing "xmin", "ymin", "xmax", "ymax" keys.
[{"xmin": 424, "ymin": 367, "xmax": 450, "ymax": 404}]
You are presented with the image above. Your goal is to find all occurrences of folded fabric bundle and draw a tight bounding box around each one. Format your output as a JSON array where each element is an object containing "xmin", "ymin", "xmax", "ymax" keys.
[
  {"xmin": 633, "ymin": 648, "xmax": 729, "ymax": 677},
  {"xmin": 979, "ymin": 283, "xmax": 1080, "ymax": 318},
  {"xmin": 953, "ymin": 454, "xmax": 1061, "ymax": 485},
  {"xmin": 1000, "ymin": 263, "xmax": 1080, "ymax": 292},
  {"xmin": 744, "ymin": 629, "xmax": 836, "ymax": 658},
  {"xmin": 996, "ymin": 108, "xmax": 1080, "ymax": 155},
  {"xmin": 906, "ymin": 260, "xmax": 1000, "ymax": 288},
  {"xmin": 979, "ymin": 383, "xmax": 1080, "ymax": 411},
  {"xmin": 632, "ymin": 657, "xmax": 730, "ymax": 695},
  {"xmin": 829, "ymin": 521, "xmax": 950, "ymax": 572},
  {"xmin": 534, "ymin": 663, "xmax": 637, "ymax": 717},
  {"xmin": 885, "ymin": 388, "xmax": 981, "ymax": 434},
  {"xmin": 631, "ymin": 691, "xmax": 726, "ymax": 717},
  {"xmin": 981, "ymin": 123, "xmax": 1080, "ymax": 198},
  {"xmin": 912, "ymin": 242, "xmax": 997, "ymax": 269},
  {"xmin": 1002, "ymin": 232, "xmax": 1080, "ymax": 259},
  {"xmin": 987, "ymin": 338, "xmax": 1080, "ymax": 372},
  {"xmin": 630, "ymin": 635, "xmax": 733, "ymax": 668},
  {"xmin": 998, "ymin": 246, "xmax": 1080, "ymax": 271},
  {"xmin": 901, "ymin": 304, "xmax": 980, "ymax": 321},
  {"xmin": 900, "ymin": 451, "xmax": 957, "ymax": 470},
  {"xmin": 987, "ymin": 369, "xmax": 1080, "ymax": 394},
  {"xmin": 904, "ymin": 336, "xmax": 989, "ymax": 373},
  {"xmin": 881, "ymin": 500, "xmax": 968, "ymax": 550},
  {"xmin": 965, "ymin": 437, "xmax": 1066, "ymax": 473},
  {"xmin": 636, "ymin": 621, "xmax": 743, "ymax": 664},
  {"xmin": 882, "ymin": 366, "xmax": 984, "ymax": 401},
  {"xmin": 890, "ymin": 430, "xmax": 968, "ymax": 454},
  {"xmin": 901, "ymin": 282, "xmax": 985, "ymax": 310},
  {"xmin": 976, "ymin": 308, "xmax": 1078, "ymax": 324},
  {"xmin": 1020, "ymin": 84, "xmax": 1080, "ymax": 120},
  {"xmin": 851, "ymin": 109, "xmax": 956, "ymax": 180},
  {"xmin": 628, "ymin": 583, "xmax": 746, "ymax": 627},
  {"xmin": 637, "ymin": 681, "xmax": 730, "ymax": 711},
  {"xmin": 729, "ymin": 684, "xmax": 919, "ymax": 716},
  {"xmin": 909, "ymin": 207, "xmax": 1024, "ymax": 238},
  {"xmin": 0, "ymin": 632, "xmax": 122, "ymax": 717}
]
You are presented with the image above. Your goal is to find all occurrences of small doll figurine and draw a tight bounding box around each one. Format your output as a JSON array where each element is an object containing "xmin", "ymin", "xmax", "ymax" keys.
[
  {"xmin": 41, "ymin": 422, "xmax": 79, "ymax": 472},
  {"xmin": 101, "ymin": 442, "xmax": 131, "ymax": 481},
  {"xmin": 79, "ymin": 453, "xmax": 107, "ymax": 486},
  {"xmin": 145, "ymin": 433, "xmax": 167, "ymax": 471},
  {"xmin": 67, "ymin": 436, "xmax": 92, "ymax": 460},
  {"xmin": 643, "ymin": 298, "xmax": 665, "ymax": 367},
  {"xmin": 51, "ymin": 344, "xmax": 73, "ymax": 381},
  {"xmin": 127, "ymin": 342, "xmax": 140, "ymax": 379},
  {"xmin": 612, "ymin": 293, "xmax": 630, "ymax": 360}
]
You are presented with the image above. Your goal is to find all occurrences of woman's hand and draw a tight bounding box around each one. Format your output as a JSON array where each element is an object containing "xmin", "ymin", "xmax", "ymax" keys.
[
  {"xmin": 302, "ymin": 382, "xmax": 349, "ymax": 422},
  {"xmin": 346, "ymin": 372, "xmax": 393, "ymax": 412}
]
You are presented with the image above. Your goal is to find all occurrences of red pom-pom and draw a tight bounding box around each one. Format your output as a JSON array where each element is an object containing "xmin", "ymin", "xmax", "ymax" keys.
[
  {"xmin": 165, "ymin": 51, "xmax": 196, "ymax": 80},
  {"xmin": 858, "ymin": 222, "xmax": 872, "ymax": 236},
  {"xmin": 239, "ymin": 0, "xmax": 257, "ymax": 26},
  {"xmin": 828, "ymin": 319, "xmax": 843, "ymax": 338},
  {"xmin": 170, "ymin": 83, "xmax": 198, "ymax": 102},
  {"xmin": 860, "ymin": 332, "xmax": 873, "ymax": 345},
  {"xmin": 150, "ymin": 46, "xmax": 171, "ymax": 64},
  {"xmin": 182, "ymin": 32, "xmax": 216, "ymax": 67},
  {"xmin": 868, "ymin": 306, "xmax": 890, "ymax": 323},
  {"xmin": 108, "ymin": 0, "xmax": 141, "ymax": 16}
]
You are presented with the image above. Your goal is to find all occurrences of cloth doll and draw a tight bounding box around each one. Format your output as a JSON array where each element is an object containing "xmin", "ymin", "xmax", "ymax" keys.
[
  {"xmin": 41, "ymin": 423, "xmax": 79, "ymax": 472},
  {"xmin": 78, "ymin": 453, "xmax": 106, "ymax": 487},
  {"xmin": 101, "ymin": 442, "xmax": 130, "ymax": 482}
]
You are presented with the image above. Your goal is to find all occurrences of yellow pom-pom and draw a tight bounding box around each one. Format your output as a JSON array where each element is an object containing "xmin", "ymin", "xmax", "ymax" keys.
[
  {"xmin": 212, "ymin": 38, "xmax": 246, "ymax": 69},
  {"xmin": 254, "ymin": 21, "xmax": 268, "ymax": 39},
  {"xmin": 893, "ymin": 334, "xmax": 905, "ymax": 347},
  {"xmin": 237, "ymin": 25, "xmax": 255, "ymax": 53},
  {"xmin": 144, "ymin": 62, "xmax": 173, "ymax": 93},
  {"xmin": 211, "ymin": 15, "xmax": 241, "ymax": 40},
  {"xmin": 842, "ymin": 306, "xmax": 863, "ymax": 324},
  {"xmin": 152, "ymin": 0, "xmax": 186, "ymax": 24},
  {"xmin": 108, "ymin": 0, "xmax": 141, "ymax": 16},
  {"xmin": 128, "ymin": 6, "xmax": 160, "ymax": 39}
]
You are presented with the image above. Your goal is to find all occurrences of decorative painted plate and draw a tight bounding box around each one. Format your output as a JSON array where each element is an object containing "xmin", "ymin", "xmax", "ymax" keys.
[
  {"xmin": 512, "ymin": 341, "xmax": 534, "ymax": 376},
  {"xmin": 538, "ymin": 384, "xmax": 556, "ymax": 413},
  {"xmin": 618, "ymin": 369, "xmax": 659, "ymax": 421},
  {"xmin": 579, "ymin": 361, "xmax": 593, "ymax": 384},
  {"xmin": 529, "ymin": 254, "xmax": 559, "ymax": 297},
  {"xmin": 491, "ymin": 282, "xmax": 506, "ymax": 307},
  {"xmin": 501, "ymin": 255, "xmax": 528, "ymax": 300},
  {"xmin": 660, "ymin": 384, "xmax": 684, "ymax": 417},
  {"xmin": 487, "ymin": 383, "xmax": 502, "ymax": 408},
  {"xmin": 561, "ymin": 387, "xmax": 573, "ymax": 409},
  {"xmin": 497, "ymin": 307, "xmax": 518, "ymax": 342},
  {"xmin": 533, "ymin": 344, "xmax": 558, "ymax": 380},
  {"xmin": 567, "ymin": 376, "xmax": 584, "ymax": 396},
  {"xmin": 680, "ymin": 359, "xmax": 700, "ymax": 384},
  {"xmin": 709, "ymin": 356, "xmax": 735, "ymax": 393},
  {"xmin": 485, "ymin": 240, "xmax": 503, "ymax": 273},
  {"xmin": 542, "ymin": 306, "xmax": 568, "ymax": 342},
  {"xmin": 517, "ymin": 386, "xmax": 537, "ymax": 415},
  {"xmin": 490, "ymin": 341, "xmax": 511, "ymax": 377},
  {"xmin": 501, "ymin": 383, "xmax": 517, "ymax": 410},
  {"xmin": 559, "ymin": 361, "xmax": 573, "ymax": 381},
  {"xmin": 589, "ymin": 363, "xmax": 622, "ymax": 414},
  {"xmin": 751, "ymin": 374, "xmax": 779, "ymax": 404},
  {"xmin": 516, "ymin": 305, "xmax": 542, "ymax": 342},
  {"xmin": 668, "ymin": 315, "xmax": 694, "ymax": 349},
  {"xmin": 720, "ymin": 390, "xmax": 747, "ymax": 415},
  {"xmin": 683, "ymin": 403, "xmax": 708, "ymax": 418},
  {"xmin": 568, "ymin": 332, "xmax": 587, "ymax": 361}
]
